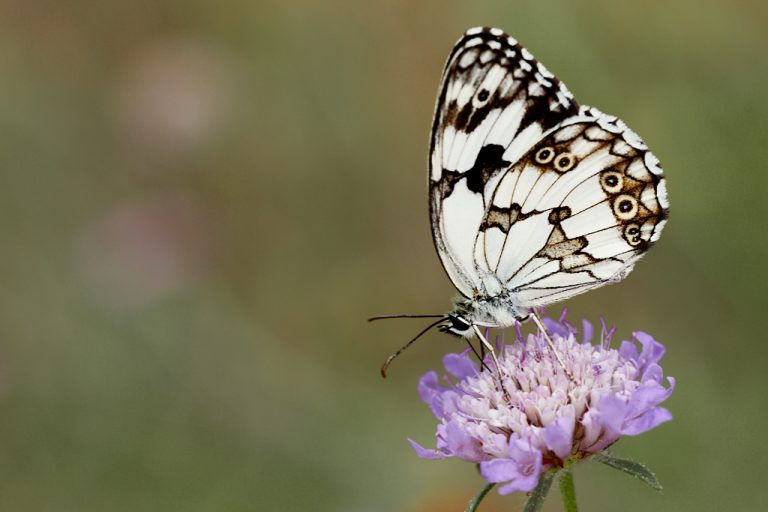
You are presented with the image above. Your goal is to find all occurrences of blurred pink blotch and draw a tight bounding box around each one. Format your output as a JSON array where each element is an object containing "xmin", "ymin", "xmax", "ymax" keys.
[
  {"xmin": 75, "ymin": 194, "xmax": 214, "ymax": 309},
  {"xmin": 112, "ymin": 37, "xmax": 237, "ymax": 159}
]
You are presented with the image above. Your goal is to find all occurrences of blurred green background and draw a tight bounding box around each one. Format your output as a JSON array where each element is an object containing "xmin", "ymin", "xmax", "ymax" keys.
[{"xmin": 0, "ymin": 0, "xmax": 766, "ymax": 510}]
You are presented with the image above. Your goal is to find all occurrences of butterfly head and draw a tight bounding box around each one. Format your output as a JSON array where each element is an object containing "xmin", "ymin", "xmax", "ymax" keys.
[{"xmin": 439, "ymin": 313, "xmax": 473, "ymax": 337}]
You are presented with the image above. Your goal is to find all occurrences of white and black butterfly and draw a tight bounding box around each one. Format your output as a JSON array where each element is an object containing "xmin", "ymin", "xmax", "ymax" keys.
[{"xmin": 374, "ymin": 27, "xmax": 668, "ymax": 373}]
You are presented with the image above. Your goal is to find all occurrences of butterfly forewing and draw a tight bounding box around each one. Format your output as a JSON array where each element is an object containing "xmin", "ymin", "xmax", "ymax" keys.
[
  {"xmin": 429, "ymin": 27, "xmax": 580, "ymax": 298},
  {"xmin": 429, "ymin": 28, "xmax": 668, "ymax": 309}
]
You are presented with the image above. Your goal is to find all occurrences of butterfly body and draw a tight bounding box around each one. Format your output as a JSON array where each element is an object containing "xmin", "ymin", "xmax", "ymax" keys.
[
  {"xmin": 429, "ymin": 27, "xmax": 668, "ymax": 329},
  {"xmin": 446, "ymin": 296, "xmax": 524, "ymax": 334},
  {"xmin": 372, "ymin": 27, "xmax": 668, "ymax": 376}
]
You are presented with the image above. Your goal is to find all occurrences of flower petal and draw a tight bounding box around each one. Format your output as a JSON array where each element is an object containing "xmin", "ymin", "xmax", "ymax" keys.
[
  {"xmin": 543, "ymin": 409, "xmax": 575, "ymax": 460},
  {"xmin": 641, "ymin": 363, "xmax": 664, "ymax": 384},
  {"xmin": 621, "ymin": 407, "xmax": 673, "ymax": 435},
  {"xmin": 633, "ymin": 331, "xmax": 666, "ymax": 372},
  {"xmin": 417, "ymin": 371, "xmax": 439, "ymax": 404},
  {"xmin": 626, "ymin": 378, "xmax": 675, "ymax": 419},
  {"xmin": 480, "ymin": 446, "xmax": 543, "ymax": 494},
  {"xmin": 496, "ymin": 468, "xmax": 541, "ymax": 494},
  {"xmin": 499, "ymin": 442, "xmax": 543, "ymax": 494},
  {"xmin": 479, "ymin": 458, "xmax": 520, "ymax": 483},
  {"xmin": 583, "ymin": 393, "xmax": 628, "ymax": 453},
  {"xmin": 543, "ymin": 317, "xmax": 569, "ymax": 338},
  {"xmin": 443, "ymin": 352, "xmax": 477, "ymax": 380},
  {"xmin": 579, "ymin": 409, "xmax": 602, "ymax": 449},
  {"xmin": 619, "ymin": 340, "xmax": 639, "ymax": 364},
  {"xmin": 444, "ymin": 420, "xmax": 485, "ymax": 462},
  {"xmin": 407, "ymin": 438, "xmax": 447, "ymax": 459},
  {"xmin": 430, "ymin": 389, "xmax": 461, "ymax": 419},
  {"xmin": 600, "ymin": 319, "xmax": 617, "ymax": 347}
]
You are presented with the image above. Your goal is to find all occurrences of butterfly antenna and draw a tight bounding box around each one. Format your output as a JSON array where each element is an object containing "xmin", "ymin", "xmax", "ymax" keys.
[
  {"xmin": 368, "ymin": 314, "xmax": 444, "ymax": 322},
  {"xmin": 529, "ymin": 311, "xmax": 574, "ymax": 380},
  {"xmin": 380, "ymin": 318, "xmax": 446, "ymax": 378}
]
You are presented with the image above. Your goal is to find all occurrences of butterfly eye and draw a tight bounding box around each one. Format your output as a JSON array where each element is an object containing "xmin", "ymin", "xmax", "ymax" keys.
[
  {"xmin": 534, "ymin": 147, "xmax": 555, "ymax": 164},
  {"xmin": 600, "ymin": 171, "xmax": 624, "ymax": 194},
  {"xmin": 624, "ymin": 223, "xmax": 643, "ymax": 246},
  {"xmin": 613, "ymin": 195, "xmax": 638, "ymax": 220},
  {"xmin": 554, "ymin": 152, "xmax": 576, "ymax": 172}
]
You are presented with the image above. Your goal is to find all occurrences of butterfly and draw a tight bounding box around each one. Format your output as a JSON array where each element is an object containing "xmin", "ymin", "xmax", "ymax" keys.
[{"xmin": 374, "ymin": 27, "xmax": 668, "ymax": 375}]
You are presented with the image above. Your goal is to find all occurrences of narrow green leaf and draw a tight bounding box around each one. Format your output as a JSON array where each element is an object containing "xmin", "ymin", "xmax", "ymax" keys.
[
  {"xmin": 593, "ymin": 452, "xmax": 663, "ymax": 491},
  {"xmin": 465, "ymin": 482, "xmax": 495, "ymax": 512},
  {"xmin": 523, "ymin": 471, "xmax": 556, "ymax": 512}
]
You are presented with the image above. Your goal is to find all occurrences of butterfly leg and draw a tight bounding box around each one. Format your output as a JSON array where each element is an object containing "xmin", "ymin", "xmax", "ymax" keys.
[
  {"xmin": 463, "ymin": 337, "xmax": 493, "ymax": 373},
  {"xmin": 471, "ymin": 325, "xmax": 509, "ymax": 397},
  {"xmin": 529, "ymin": 311, "xmax": 574, "ymax": 380}
]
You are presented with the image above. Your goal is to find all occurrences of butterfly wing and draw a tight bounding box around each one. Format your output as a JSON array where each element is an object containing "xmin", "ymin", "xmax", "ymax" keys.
[
  {"xmin": 483, "ymin": 108, "xmax": 668, "ymax": 308},
  {"xmin": 429, "ymin": 27, "xmax": 580, "ymax": 298},
  {"xmin": 429, "ymin": 28, "xmax": 668, "ymax": 307}
]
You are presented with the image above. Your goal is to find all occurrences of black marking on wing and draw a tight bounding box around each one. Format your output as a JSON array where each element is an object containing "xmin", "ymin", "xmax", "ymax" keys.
[
  {"xmin": 438, "ymin": 34, "xmax": 579, "ymax": 136},
  {"xmin": 538, "ymin": 225, "xmax": 587, "ymax": 259},
  {"xmin": 548, "ymin": 206, "xmax": 571, "ymax": 223},
  {"xmin": 431, "ymin": 144, "xmax": 511, "ymax": 200},
  {"xmin": 536, "ymin": 207, "xmax": 601, "ymax": 279},
  {"xmin": 487, "ymin": 197, "xmax": 614, "ymax": 288},
  {"xmin": 518, "ymin": 94, "xmax": 570, "ymax": 140},
  {"xmin": 514, "ymin": 243, "xmax": 638, "ymax": 294},
  {"xmin": 536, "ymin": 224, "xmax": 600, "ymax": 279},
  {"xmin": 512, "ymin": 221, "xmax": 646, "ymax": 292},
  {"xmin": 429, "ymin": 28, "xmax": 580, "ymax": 185},
  {"xmin": 482, "ymin": 203, "xmax": 528, "ymax": 232},
  {"xmin": 465, "ymin": 144, "xmax": 510, "ymax": 194},
  {"xmin": 480, "ymin": 203, "xmax": 571, "ymax": 234}
]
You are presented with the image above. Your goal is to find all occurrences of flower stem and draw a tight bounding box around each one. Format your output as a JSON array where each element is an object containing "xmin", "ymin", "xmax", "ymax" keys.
[
  {"xmin": 465, "ymin": 482, "xmax": 495, "ymax": 512},
  {"xmin": 523, "ymin": 470, "xmax": 555, "ymax": 512},
  {"xmin": 559, "ymin": 469, "xmax": 578, "ymax": 512}
]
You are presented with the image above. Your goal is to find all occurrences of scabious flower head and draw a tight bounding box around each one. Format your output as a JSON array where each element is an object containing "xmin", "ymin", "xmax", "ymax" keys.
[{"xmin": 410, "ymin": 311, "xmax": 674, "ymax": 495}]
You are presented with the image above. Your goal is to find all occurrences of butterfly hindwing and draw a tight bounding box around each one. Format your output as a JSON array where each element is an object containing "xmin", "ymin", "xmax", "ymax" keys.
[
  {"xmin": 488, "ymin": 110, "xmax": 668, "ymax": 308},
  {"xmin": 429, "ymin": 28, "xmax": 668, "ymax": 309}
]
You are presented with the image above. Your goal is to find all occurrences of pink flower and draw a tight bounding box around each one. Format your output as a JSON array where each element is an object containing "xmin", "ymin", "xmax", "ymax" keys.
[{"xmin": 410, "ymin": 312, "xmax": 674, "ymax": 495}]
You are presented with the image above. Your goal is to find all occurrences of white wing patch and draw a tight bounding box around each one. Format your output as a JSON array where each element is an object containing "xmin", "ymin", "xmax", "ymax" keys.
[
  {"xmin": 437, "ymin": 180, "xmax": 485, "ymax": 297},
  {"xmin": 495, "ymin": 212, "xmax": 553, "ymax": 279}
]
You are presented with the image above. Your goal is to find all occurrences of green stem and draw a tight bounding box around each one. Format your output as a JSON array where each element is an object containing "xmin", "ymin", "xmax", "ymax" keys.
[
  {"xmin": 559, "ymin": 469, "xmax": 578, "ymax": 512},
  {"xmin": 523, "ymin": 470, "xmax": 556, "ymax": 512},
  {"xmin": 465, "ymin": 482, "xmax": 495, "ymax": 512}
]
